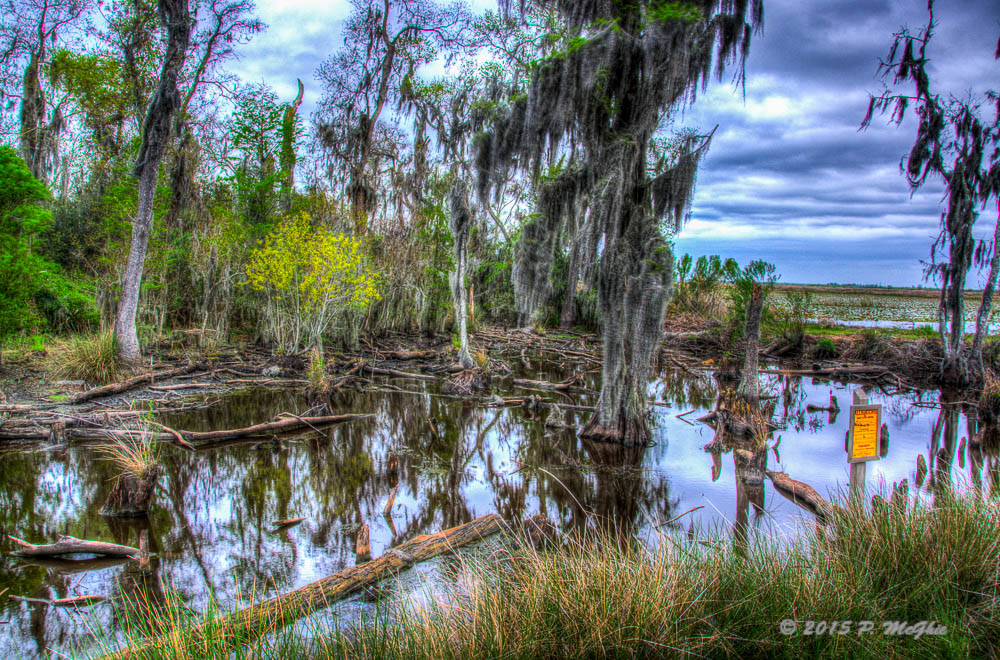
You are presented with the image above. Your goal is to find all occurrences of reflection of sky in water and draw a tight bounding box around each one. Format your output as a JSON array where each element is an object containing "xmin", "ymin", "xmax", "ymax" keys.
[{"xmin": 0, "ymin": 365, "xmax": 993, "ymax": 657}]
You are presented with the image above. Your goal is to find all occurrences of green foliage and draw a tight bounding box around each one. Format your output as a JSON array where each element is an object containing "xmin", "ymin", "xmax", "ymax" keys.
[
  {"xmin": 229, "ymin": 84, "xmax": 286, "ymax": 231},
  {"xmin": 772, "ymin": 290, "xmax": 813, "ymax": 347},
  {"xmin": 646, "ymin": 0, "xmax": 703, "ymax": 25},
  {"xmin": 728, "ymin": 259, "xmax": 777, "ymax": 337},
  {"xmin": 814, "ymin": 337, "xmax": 838, "ymax": 359},
  {"xmin": 245, "ymin": 212, "xmax": 380, "ymax": 352},
  {"xmin": 672, "ymin": 253, "xmax": 738, "ymax": 317},
  {"xmin": 0, "ymin": 147, "xmax": 97, "ymax": 337}
]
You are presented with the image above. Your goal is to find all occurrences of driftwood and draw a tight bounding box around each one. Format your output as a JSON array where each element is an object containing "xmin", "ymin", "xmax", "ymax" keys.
[
  {"xmin": 512, "ymin": 376, "xmax": 583, "ymax": 391},
  {"xmin": 378, "ymin": 350, "xmax": 436, "ymax": 360},
  {"xmin": 362, "ymin": 365, "xmax": 437, "ymax": 381},
  {"xmin": 104, "ymin": 513, "xmax": 503, "ymax": 660},
  {"xmin": 69, "ymin": 363, "xmax": 207, "ymax": 404},
  {"xmin": 270, "ymin": 517, "xmax": 304, "ymax": 532},
  {"xmin": 9, "ymin": 535, "xmax": 139, "ymax": 558},
  {"xmin": 9, "ymin": 594, "xmax": 108, "ymax": 607},
  {"xmin": 0, "ymin": 413, "xmax": 368, "ymax": 445},
  {"xmin": 383, "ymin": 483, "xmax": 400, "ymax": 516},
  {"xmin": 766, "ymin": 471, "xmax": 837, "ymax": 519}
]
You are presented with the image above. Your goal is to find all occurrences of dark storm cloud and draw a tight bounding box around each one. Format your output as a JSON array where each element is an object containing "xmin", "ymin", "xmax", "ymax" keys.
[{"xmin": 677, "ymin": 0, "xmax": 998, "ymax": 284}]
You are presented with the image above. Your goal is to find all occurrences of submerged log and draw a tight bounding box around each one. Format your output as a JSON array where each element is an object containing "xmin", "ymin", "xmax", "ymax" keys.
[
  {"xmin": 9, "ymin": 535, "xmax": 139, "ymax": 558},
  {"xmin": 355, "ymin": 523, "xmax": 371, "ymax": 563},
  {"xmin": 7, "ymin": 594, "xmax": 108, "ymax": 608},
  {"xmin": 378, "ymin": 350, "xmax": 436, "ymax": 360},
  {"xmin": 765, "ymin": 470, "xmax": 837, "ymax": 519},
  {"xmin": 69, "ymin": 363, "xmax": 207, "ymax": 404},
  {"xmin": 270, "ymin": 517, "xmax": 304, "ymax": 532},
  {"xmin": 512, "ymin": 376, "xmax": 583, "ymax": 391},
  {"xmin": 103, "ymin": 513, "xmax": 503, "ymax": 660},
  {"xmin": 916, "ymin": 453, "xmax": 928, "ymax": 487},
  {"xmin": 362, "ymin": 366, "xmax": 437, "ymax": 381}
]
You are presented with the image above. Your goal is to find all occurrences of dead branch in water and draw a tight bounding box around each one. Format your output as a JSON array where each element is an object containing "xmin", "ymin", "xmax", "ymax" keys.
[
  {"xmin": 766, "ymin": 470, "xmax": 839, "ymax": 519},
  {"xmin": 8, "ymin": 594, "xmax": 108, "ymax": 607},
  {"xmin": 8, "ymin": 535, "xmax": 140, "ymax": 558},
  {"xmin": 68, "ymin": 363, "xmax": 207, "ymax": 404},
  {"xmin": 103, "ymin": 513, "xmax": 504, "ymax": 659}
]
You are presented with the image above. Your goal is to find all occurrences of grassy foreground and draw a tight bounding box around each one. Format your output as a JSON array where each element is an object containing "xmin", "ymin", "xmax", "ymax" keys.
[{"xmin": 93, "ymin": 493, "xmax": 1000, "ymax": 659}]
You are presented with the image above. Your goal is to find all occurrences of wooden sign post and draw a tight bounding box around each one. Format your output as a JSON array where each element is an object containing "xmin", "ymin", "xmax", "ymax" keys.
[{"xmin": 847, "ymin": 388, "xmax": 882, "ymax": 503}]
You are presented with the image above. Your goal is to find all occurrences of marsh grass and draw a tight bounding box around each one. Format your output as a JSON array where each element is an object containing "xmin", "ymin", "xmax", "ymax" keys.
[
  {"xmin": 93, "ymin": 494, "xmax": 1000, "ymax": 659},
  {"xmin": 52, "ymin": 331, "xmax": 129, "ymax": 384},
  {"xmin": 97, "ymin": 425, "xmax": 159, "ymax": 480}
]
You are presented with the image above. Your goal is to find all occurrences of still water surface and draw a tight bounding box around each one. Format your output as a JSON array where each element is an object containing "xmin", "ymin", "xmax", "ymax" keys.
[{"xmin": 0, "ymin": 360, "xmax": 993, "ymax": 657}]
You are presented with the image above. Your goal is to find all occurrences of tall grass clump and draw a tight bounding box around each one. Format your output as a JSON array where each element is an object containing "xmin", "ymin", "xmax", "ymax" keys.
[
  {"xmin": 52, "ymin": 331, "xmax": 129, "ymax": 384},
  {"xmin": 97, "ymin": 428, "xmax": 159, "ymax": 480},
  {"xmin": 95, "ymin": 494, "xmax": 1000, "ymax": 659}
]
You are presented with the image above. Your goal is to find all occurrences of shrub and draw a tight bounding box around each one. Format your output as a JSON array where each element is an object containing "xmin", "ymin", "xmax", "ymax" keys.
[
  {"xmin": 672, "ymin": 253, "xmax": 738, "ymax": 317},
  {"xmin": 245, "ymin": 212, "xmax": 380, "ymax": 353},
  {"xmin": 814, "ymin": 337, "xmax": 838, "ymax": 359},
  {"xmin": 0, "ymin": 146, "xmax": 98, "ymax": 337}
]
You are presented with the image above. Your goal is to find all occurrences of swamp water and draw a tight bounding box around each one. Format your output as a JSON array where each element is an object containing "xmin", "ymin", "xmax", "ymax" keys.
[{"xmin": 0, "ymin": 360, "xmax": 995, "ymax": 657}]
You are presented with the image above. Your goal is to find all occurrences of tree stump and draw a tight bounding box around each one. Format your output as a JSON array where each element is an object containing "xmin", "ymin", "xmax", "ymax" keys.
[{"xmin": 101, "ymin": 466, "xmax": 160, "ymax": 517}]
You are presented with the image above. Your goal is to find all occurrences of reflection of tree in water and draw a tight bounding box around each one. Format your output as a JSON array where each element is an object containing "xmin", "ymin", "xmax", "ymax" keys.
[
  {"xmin": 913, "ymin": 390, "xmax": 1000, "ymax": 503},
  {"xmin": 656, "ymin": 367, "xmax": 717, "ymax": 410}
]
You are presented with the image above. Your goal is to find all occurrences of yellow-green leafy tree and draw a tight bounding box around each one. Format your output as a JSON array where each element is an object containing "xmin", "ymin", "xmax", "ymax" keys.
[{"xmin": 246, "ymin": 213, "xmax": 379, "ymax": 353}]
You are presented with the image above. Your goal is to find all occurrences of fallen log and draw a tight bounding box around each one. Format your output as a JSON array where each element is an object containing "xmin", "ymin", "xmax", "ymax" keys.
[
  {"xmin": 766, "ymin": 471, "xmax": 838, "ymax": 519},
  {"xmin": 61, "ymin": 413, "xmax": 370, "ymax": 446},
  {"xmin": 378, "ymin": 350, "xmax": 436, "ymax": 360},
  {"xmin": 512, "ymin": 376, "xmax": 583, "ymax": 391},
  {"xmin": 69, "ymin": 363, "xmax": 207, "ymax": 404},
  {"xmin": 148, "ymin": 382, "xmax": 213, "ymax": 391},
  {"xmin": 9, "ymin": 594, "xmax": 108, "ymax": 608},
  {"xmin": 174, "ymin": 413, "xmax": 370, "ymax": 444},
  {"xmin": 103, "ymin": 513, "xmax": 504, "ymax": 660},
  {"xmin": 9, "ymin": 535, "xmax": 139, "ymax": 558},
  {"xmin": 270, "ymin": 517, "xmax": 304, "ymax": 532},
  {"xmin": 362, "ymin": 365, "xmax": 437, "ymax": 381}
]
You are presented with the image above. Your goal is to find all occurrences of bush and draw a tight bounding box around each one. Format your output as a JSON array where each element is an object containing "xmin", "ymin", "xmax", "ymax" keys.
[
  {"xmin": 672, "ymin": 253, "xmax": 738, "ymax": 317},
  {"xmin": 245, "ymin": 212, "xmax": 379, "ymax": 352},
  {"xmin": 814, "ymin": 337, "xmax": 838, "ymax": 359},
  {"xmin": 0, "ymin": 146, "xmax": 98, "ymax": 337}
]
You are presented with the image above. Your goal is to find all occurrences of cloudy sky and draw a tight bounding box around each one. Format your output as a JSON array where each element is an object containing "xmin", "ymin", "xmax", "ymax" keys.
[{"xmin": 232, "ymin": 0, "xmax": 998, "ymax": 286}]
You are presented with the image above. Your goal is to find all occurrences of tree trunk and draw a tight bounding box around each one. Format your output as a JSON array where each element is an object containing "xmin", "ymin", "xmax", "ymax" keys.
[
  {"xmin": 971, "ymin": 218, "xmax": 1000, "ymax": 382},
  {"xmin": 279, "ymin": 79, "xmax": 304, "ymax": 213},
  {"xmin": 560, "ymin": 235, "xmax": 582, "ymax": 329},
  {"xmin": 738, "ymin": 284, "xmax": 764, "ymax": 405},
  {"xmin": 581, "ymin": 208, "xmax": 671, "ymax": 447},
  {"xmin": 115, "ymin": 165, "xmax": 159, "ymax": 361},
  {"xmin": 114, "ymin": 0, "xmax": 192, "ymax": 363},
  {"xmin": 449, "ymin": 181, "xmax": 474, "ymax": 369},
  {"xmin": 19, "ymin": 49, "xmax": 46, "ymax": 180}
]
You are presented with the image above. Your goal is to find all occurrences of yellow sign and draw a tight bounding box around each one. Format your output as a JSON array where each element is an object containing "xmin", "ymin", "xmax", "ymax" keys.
[{"xmin": 849, "ymin": 406, "xmax": 881, "ymax": 462}]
